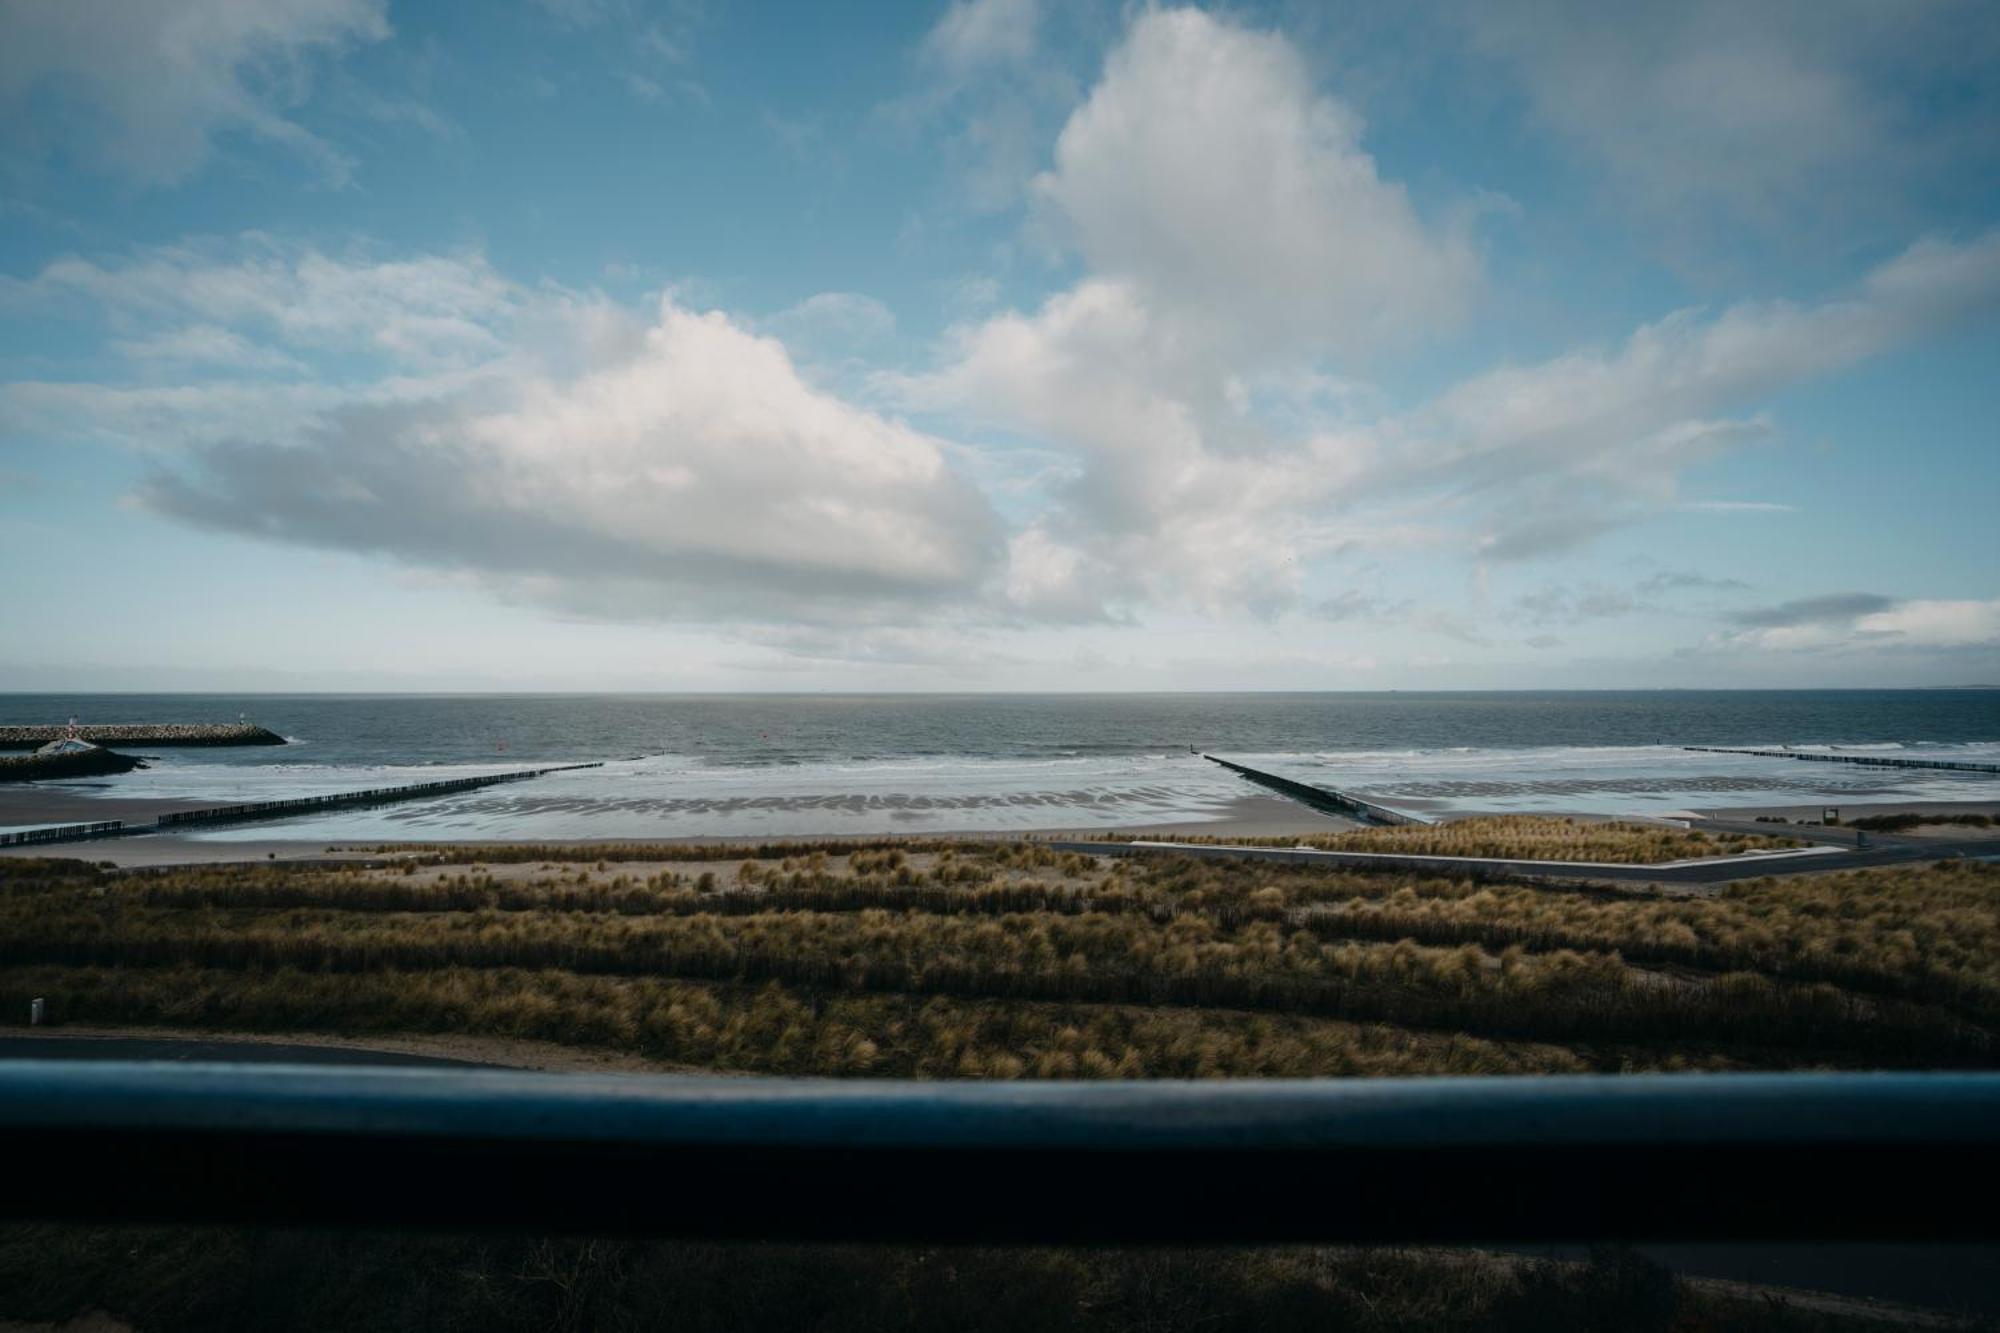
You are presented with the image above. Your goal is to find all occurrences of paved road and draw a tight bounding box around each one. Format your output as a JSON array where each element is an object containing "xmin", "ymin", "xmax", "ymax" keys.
[
  {"xmin": 1050, "ymin": 832, "xmax": 1997, "ymax": 889},
  {"xmin": 0, "ymin": 1036, "xmax": 494, "ymax": 1067}
]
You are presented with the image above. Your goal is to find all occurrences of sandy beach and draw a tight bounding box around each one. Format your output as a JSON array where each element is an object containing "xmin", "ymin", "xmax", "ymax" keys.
[
  {"xmin": 11, "ymin": 791, "xmax": 2000, "ymax": 869},
  {"xmin": 0, "ymin": 787, "xmax": 211, "ymax": 828},
  {"xmin": 0, "ymin": 792, "xmax": 1354, "ymax": 866},
  {"xmin": 1047, "ymin": 793, "xmax": 1359, "ymax": 838}
]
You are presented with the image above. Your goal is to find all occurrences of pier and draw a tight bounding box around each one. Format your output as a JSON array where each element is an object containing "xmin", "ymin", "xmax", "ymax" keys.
[
  {"xmin": 1685, "ymin": 746, "xmax": 2000, "ymax": 775},
  {"xmin": 1204, "ymin": 755, "xmax": 1429, "ymax": 826},
  {"xmin": 0, "ymin": 723, "xmax": 286, "ymax": 750},
  {"xmin": 0, "ymin": 762, "xmax": 602, "ymax": 848}
]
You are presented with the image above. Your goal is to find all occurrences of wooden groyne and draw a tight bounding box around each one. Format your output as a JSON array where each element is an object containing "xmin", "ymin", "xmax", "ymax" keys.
[
  {"xmin": 0, "ymin": 821, "xmax": 123, "ymax": 848},
  {"xmin": 1685, "ymin": 746, "xmax": 2000, "ymax": 775},
  {"xmin": 0, "ymin": 723, "xmax": 286, "ymax": 750},
  {"xmin": 1204, "ymin": 755, "xmax": 1430, "ymax": 826},
  {"xmin": 0, "ymin": 762, "xmax": 602, "ymax": 848}
]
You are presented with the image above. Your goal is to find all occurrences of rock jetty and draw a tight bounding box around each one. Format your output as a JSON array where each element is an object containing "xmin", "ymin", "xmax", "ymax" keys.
[
  {"xmin": 0, "ymin": 722, "xmax": 285, "ymax": 750},
  {"xmin": 0, "ymin": 745, "xmax": 147, "ymax": 783}
]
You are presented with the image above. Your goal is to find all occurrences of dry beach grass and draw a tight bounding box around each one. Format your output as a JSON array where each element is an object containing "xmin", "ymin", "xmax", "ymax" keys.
[
  {"xmin": 1113, "ymin": 815, "xmax": 1803, "ymax": 861},
  {"xmin": 3, "ymin": 838, "xmax": 1993, "ymax": 1077},
  {"xmin": 3, "ymin": 840, "xmax": 1992, "ymax": 1331}
]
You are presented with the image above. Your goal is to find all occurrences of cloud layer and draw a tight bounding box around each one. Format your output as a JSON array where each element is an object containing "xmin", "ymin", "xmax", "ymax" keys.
[
  {"xmin": 1716, "ymin": 595, "xmax": 2000, "ymax": 653},
  {"xmin": 1462, "ymin": 0, "xmax": 2000, "ymax": 240},
  {"xmin": 0, "ymin": 0, "xmax": 389, "ymax": 186},
  {"xmin": 2, "ymin": 3, "xmax": 1994, "ymax": 684},
  {"xmin": 908, "ymin": 8, "xmax": 1474, "ymax": 618}
]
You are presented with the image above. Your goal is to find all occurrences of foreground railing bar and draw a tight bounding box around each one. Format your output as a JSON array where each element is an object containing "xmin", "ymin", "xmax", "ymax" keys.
[{"xmin": 0, "ymin": 1066, "xmax": 1993, "ymax": 1242}]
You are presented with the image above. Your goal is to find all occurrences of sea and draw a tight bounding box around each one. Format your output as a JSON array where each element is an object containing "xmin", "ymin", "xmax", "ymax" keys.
[{"xmin": 3, "ymin": 691, "xmax": 1996, "ymax": 841}]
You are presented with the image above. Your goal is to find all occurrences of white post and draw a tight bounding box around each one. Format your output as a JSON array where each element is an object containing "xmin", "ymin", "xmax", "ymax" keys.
[{"xmin": 29, "ymin": 997, "xmax": 45, "ymax": 1026}]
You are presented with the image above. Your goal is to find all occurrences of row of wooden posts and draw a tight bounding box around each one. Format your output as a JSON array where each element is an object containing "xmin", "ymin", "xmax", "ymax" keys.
[
  {"xmin": 1684, "ymin": 746, "xmax": 2000, "ymax": 775},
  {"xmin": 0, "ymin": 763, "xmax": 602, "ymax": 849}
]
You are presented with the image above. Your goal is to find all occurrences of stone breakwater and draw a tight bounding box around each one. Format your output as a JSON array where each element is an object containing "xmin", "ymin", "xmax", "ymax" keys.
[
  {"xmin": 0, "ymin": 723, "xmax": 286, "ymax": 750},
  {"xmin": 0, "ymin": 748, "xmax": 146, "ymax": 784}
]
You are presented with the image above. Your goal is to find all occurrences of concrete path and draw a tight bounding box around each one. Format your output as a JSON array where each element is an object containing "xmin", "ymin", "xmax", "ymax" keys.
[
  {"xmin": 1048, "ymin": 832, "xmax": 1997, "ymax": 890},
  {"xmin": 0, "ymin": 1035, "xmax": 493, "ymax": 1068}
]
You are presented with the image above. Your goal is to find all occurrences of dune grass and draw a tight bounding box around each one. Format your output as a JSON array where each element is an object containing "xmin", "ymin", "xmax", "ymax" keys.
[
  {"xmin": 365, "ymin": 836, "xmax": 978, "ymax": 864},
  {"xmin": 3, "ymin": 846, "xmax": 1994, "ymax": 1076},
  {"xmin": 3, "ymin": 845, "xmax": 1989, "ymax": 1330},
  {"xmin": 1848, "ymin": 811, "xmax": 1994, "ymax": 832},
  {"xmin": 0, "ymin": 1226, "xmax": 1886, "ymax": 1333},
  {"xmin": 1115, "ymin": 815, "xmax": 1801, "ymax": 862}
]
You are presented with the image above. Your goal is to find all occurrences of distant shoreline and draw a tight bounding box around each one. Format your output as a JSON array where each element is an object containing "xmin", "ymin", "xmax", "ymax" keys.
[
  {"xmin": 8, "ymin": 794, "xmax": 2000, "ymax": 868},
  {"xmin": 1, "ymin": 687, "xmax": 1997, "ymax": 699}
]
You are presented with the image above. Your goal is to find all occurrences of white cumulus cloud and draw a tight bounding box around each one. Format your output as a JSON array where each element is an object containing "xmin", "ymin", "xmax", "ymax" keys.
[
  {"xmin": 1, "ymin": 237, "xmax": 1002, "ymax": 626},
  {"xmin": 907, "ymin": 7, "xmax": 1470, "ymax": 618},
  {"xmin": 1033, "ymin": 7, "xmax": 1476, "ymax": 357},
  {"xmin": 1428, "ymin": 229, "xmax": 2000, "ymax": 557},
  {"xmin": 140, "ymin": 294, "xmax": 1003, "ymax": 623}
]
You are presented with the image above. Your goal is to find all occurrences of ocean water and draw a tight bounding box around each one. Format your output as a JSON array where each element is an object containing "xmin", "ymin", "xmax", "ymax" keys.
[{"xmin": 2, "ymin": 692, "xmax": 1996, "ymax": 840}]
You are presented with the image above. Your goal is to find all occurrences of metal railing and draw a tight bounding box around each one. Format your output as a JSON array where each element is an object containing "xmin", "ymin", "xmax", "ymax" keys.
[{"xmin": 0, "ymin": 1065, "xmax": 1992, "ymax": 1242}]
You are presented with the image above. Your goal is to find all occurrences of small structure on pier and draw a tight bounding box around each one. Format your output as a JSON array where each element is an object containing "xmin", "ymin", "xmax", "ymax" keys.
[
  {"xmin": 33, "ymin": 718, "xmax": 94, "ymax": 757},
  {"xmin": 0, "ymin": 719, "xmax": 148, "ymax": 783},
  {"xmin": 34, "ymin": 736, "xmax": 101, "ymax": 758}
]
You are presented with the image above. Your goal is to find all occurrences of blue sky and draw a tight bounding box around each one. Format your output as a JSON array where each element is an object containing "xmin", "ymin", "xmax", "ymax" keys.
[{"xmin": 1, "ymin": 0, "xmax": 1996, "ymax": 691}]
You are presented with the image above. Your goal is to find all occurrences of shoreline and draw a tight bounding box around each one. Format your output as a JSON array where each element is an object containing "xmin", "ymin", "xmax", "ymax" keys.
[
  {"xmin": 0, "ymin": 793, "xmax": 1353, "ymax": 865},
  {"xmin": 6, "ymin": 794, "xmax": 1999, "ymax": 867},
  {"xmin": 0, "ymin": 789, "xmax": 1348, "ymax": 840},
  {"xmin": 0, "ymin": 789, "xmax": 215, "ymax": 828}
]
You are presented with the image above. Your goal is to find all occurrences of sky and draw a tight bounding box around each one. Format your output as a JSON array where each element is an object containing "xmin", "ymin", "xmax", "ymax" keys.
[{"xmin": 0, "ymin": 0, "xmax": 1996, "ymax": 692}]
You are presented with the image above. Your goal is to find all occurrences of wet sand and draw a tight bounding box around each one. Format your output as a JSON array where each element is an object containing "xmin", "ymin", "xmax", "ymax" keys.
[
  {"xmin": 1044, "ymin": 793, "xmax": 1359, "ymax": 839},
  {"xmin": 0, "ymin": 787, "xmax": 210, "ymax": 828},
  {"xmin": 0, "ymin": 793, "xmax": 1346, "ymax": 866},
  {"xmin": 9, "ymin": 792, "xmax": 1995, "ymax": 868}
]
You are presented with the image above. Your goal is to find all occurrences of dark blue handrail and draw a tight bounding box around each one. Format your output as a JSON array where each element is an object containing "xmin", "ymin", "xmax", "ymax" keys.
[{"xmin": 1, "ymin": 1065, "xmax": 1995, "ymax": 1241}]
